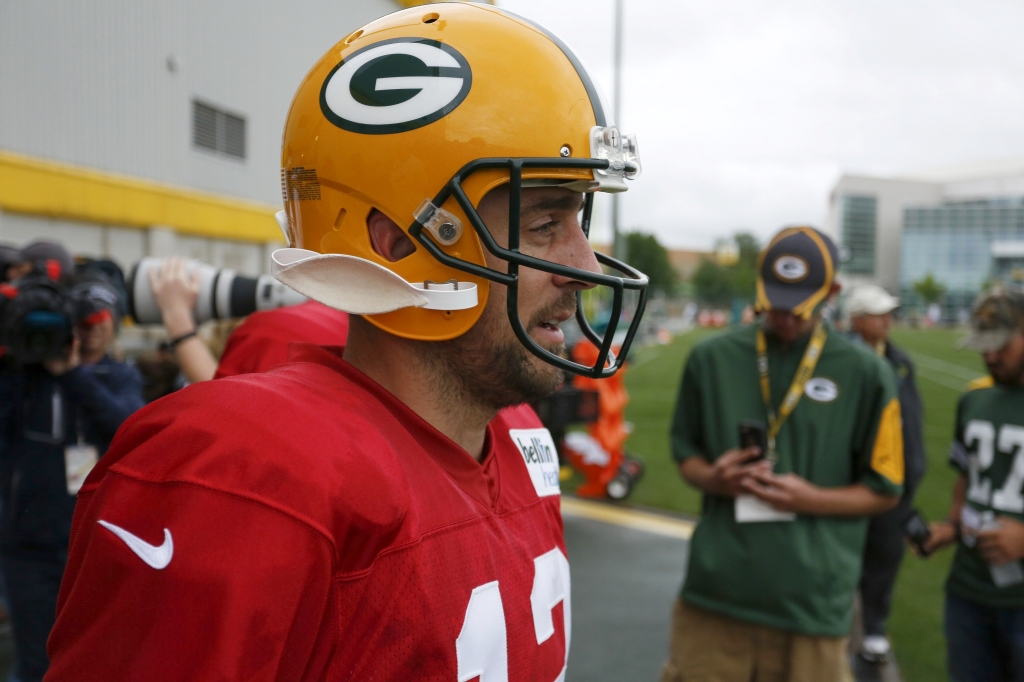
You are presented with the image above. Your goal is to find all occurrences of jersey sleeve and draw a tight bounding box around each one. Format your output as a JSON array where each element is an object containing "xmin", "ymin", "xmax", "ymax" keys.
[
  {"xmin": 854, "ymin": 356, "xmax": 905, "ymax": 497},
  {"xmin": 47, "ymin": 474, "xmax": 337, "ymax": 681},
  {"xmin": 671, "ymin": 350, "xmax": 706, "ymax": 463}
]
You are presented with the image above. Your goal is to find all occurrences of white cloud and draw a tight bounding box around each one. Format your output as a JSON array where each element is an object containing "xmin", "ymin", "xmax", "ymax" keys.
[{"xmin": 500, "ymin": 0, "xmax": 1024, "ymax": 249}]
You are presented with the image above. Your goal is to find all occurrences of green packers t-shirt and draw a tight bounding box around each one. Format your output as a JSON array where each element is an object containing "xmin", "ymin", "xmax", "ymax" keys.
[
  {"xmin": 671, "ymin": 322, "xmax": 904, "ymax": 637},
  {"xmin": 947, "ymin": 376, "xmax": 1024, "ymax": 608}
]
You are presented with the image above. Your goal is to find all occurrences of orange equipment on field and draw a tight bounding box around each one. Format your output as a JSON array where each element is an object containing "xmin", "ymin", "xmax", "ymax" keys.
[{"xmin": 562, "ymin": 339, "xmax": 644, "ymax": 499}]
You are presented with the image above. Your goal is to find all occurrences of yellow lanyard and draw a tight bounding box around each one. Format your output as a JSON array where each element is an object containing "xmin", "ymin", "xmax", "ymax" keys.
[{"xmin": 755, "ymin": 322, "xmax": 828, "ymax": 461}]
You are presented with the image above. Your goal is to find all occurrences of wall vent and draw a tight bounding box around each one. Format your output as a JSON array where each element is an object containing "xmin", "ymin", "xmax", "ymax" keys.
[{"xmin": 192, "ymin": 100, "xmax": 246, "ymax": 160}]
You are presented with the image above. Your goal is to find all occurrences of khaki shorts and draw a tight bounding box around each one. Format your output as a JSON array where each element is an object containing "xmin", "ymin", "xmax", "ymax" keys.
[{"xmin": 659, "ymin": 599, "xmax": 853, "ymax": 682}]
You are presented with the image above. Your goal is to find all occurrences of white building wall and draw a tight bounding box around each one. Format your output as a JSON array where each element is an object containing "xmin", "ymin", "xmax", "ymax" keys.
[
  {"xmin": 0, "ymin": 0, "xmax": 397, "ymax": 207},
  {"xmin": 0, "ymin": 0, "xmax": 398, "ymax": 274},
  {"xmin": 825, "ymin": 175, "xmax": 942, "ymax": 294},
  {"xmin": 943, "ymin": 175, "xmax": 1024, "ymax": 200},
  {"xmin": 0, "ymin": 210, "xmax": 270, "ymax": 275}
]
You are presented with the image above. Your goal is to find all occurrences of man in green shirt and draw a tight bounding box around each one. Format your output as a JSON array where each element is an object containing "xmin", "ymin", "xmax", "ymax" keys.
[
  {"xmin": 661, "ymin": 226, "xmax": 904, "ymax": 682},
  {"xmin": 924, "ymin": 289, "xmax": 1024, "ymax": 682}
]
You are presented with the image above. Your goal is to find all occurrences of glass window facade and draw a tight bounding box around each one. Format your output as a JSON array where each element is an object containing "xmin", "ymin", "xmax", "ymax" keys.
[
  {"xmin": 901, "ymin": 199, "xmax": 1024, "ymax": 318},
  {"xmin": 841, "ymin": 195, "xmax": 877, "ymax": 275}
]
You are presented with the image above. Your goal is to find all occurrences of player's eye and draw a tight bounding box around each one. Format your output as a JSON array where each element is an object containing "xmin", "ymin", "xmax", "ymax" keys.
[{"xmin": 528, "ymin": 220, "xmax": 557, "ymax": 236}]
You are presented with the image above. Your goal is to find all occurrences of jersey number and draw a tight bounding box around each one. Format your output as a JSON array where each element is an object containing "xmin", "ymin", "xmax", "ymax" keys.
[
  {"xmin": 455, "ymin": 548, "xmax": 571, "ymax": 682},
  {"xmin": 965, "ymin": 419, "xmax": 1024, "ymax": 512}
]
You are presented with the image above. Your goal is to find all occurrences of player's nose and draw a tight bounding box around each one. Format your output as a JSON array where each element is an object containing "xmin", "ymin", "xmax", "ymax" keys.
[{"xmin": 551, "ymin": 221, "xmax": 601, "ymax": 290}]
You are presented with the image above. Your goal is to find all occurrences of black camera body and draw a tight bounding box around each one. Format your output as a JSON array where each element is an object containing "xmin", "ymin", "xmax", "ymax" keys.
[
  {"xmin": 1, "ymin": 260, "xmax": 125, "ymax": 365},
  {"xmin": 1, "ymin": 274, "xmax": 77, "ymax": 365}
]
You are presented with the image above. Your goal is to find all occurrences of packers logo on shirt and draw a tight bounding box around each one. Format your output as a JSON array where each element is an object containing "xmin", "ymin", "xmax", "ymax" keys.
[
  {"xmin": 804, "ymin": 377, "xmax": 839, "ymax": 403},
  {"xmin": 320, "ymin": 38, "xmax": 473, "ymax": 135},
  {"xmin": 773, "ymin": 255, "xmax": 809, "ymax": 282}
]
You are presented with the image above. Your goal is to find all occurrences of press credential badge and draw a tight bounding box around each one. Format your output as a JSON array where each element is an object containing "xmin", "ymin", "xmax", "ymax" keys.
[
  {"xmin": 509, "ymin": 428, "xmax": 561, "ymax": 497},
  {"xmin": 65, "ymin": 443, "xmax": 98, "ymax": 495}
]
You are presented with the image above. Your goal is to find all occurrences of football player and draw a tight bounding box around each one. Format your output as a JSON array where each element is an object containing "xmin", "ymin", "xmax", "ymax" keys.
[
  {"xmin": 924, "ymin": 290, "xmax": 1024, "ymax": 682},
  {"xmin": 45, "ymin": 5, "xmax": 647, "ymax": 681},
  {"xmin": 213, "ymin": 301, "xmax": 349, "ymax": 378}
]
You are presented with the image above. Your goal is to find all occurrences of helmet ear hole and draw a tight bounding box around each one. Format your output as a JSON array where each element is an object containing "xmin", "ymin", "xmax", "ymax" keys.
[
  {"xmin": 332, "ymin": 208, "xmax": 347, "ymax": 231},
  {"xmin": 367, "ymin": 209, "xmax": 416, "ymax": 262}
]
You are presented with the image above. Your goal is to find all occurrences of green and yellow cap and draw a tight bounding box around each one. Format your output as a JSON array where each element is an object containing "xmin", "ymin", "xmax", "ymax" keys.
[{"xmin": 755, "ymin": 226, "xmax": 838, "ymax": 320}]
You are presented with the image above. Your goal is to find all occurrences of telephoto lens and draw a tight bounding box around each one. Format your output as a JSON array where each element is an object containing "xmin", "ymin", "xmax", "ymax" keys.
[{"xmin": 128, "ymin": 258, "xmax": 307, "ymax": 325}]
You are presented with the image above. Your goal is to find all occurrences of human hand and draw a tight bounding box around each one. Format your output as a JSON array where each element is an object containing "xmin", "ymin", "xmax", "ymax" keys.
[
  {"xmin": 741, "ymin": 470, "xmax": 819, "ymax": 514},
  {"xmin": 704, "ymin": 447, "xmax": 771, "ymax": 497},
  {"xmin": 44, "ymin": 335, "xmax": 81, "ymax": 376},
  {"xmin": 977, "ymin": 517, "xmax": 1024, "ymax": 566},
  {"xmin": 918, "ymin": 521, "xmax": 958, "ymax": 556},
  {"xmin": 149, "ymin": 258, "xmax": 198, "ymax": 337}
]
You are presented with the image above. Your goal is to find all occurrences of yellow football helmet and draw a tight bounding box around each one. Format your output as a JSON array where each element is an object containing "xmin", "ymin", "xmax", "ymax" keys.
[{"xmin": 273, "ymin": 2, "xmax": 648, "ymax": 377}]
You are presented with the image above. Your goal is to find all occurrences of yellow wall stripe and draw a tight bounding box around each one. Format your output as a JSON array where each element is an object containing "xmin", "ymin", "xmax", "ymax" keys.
[
  {"xmin": 0, "ymin": 149, "xmax": 281, "ymax": 243},
  {"xmin": 561, "ymin": 496, "xmax": 695, "ymax": 540}
]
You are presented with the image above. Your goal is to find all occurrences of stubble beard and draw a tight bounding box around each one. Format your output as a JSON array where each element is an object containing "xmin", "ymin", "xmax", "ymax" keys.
[
  {"xmin": 424, "ymin": 292, "xmax": 576, "ymax": 412},
  {"xmin": 990, "ymin": 356, "xmax": 1024, "ymax": 386}
]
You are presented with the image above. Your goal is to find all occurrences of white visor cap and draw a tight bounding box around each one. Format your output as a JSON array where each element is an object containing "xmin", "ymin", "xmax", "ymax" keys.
[{"xmin": 847, "ymin": 284, "xmax": 900, "ymax": 317}]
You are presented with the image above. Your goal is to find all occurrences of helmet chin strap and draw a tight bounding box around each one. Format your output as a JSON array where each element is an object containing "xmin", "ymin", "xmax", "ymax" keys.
[{"xmin": 271, "ymin": 248, "xmax": 478, "ymax": 315}]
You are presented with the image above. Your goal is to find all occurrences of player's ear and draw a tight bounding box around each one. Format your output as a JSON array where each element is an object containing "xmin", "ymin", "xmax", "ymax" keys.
[{"xmin": 367, "ymin": 209, "xmax": 415, "ymax": 262}]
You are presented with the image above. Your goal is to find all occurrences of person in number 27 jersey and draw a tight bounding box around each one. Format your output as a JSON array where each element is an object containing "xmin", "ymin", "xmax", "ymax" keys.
[
  {"xmin": 44, "ymin": 5, "xmax": 649, "ymax": 681},
  {"xmin": 925, "ymin": 289, "xmax": 1024, "ymax": 682}
]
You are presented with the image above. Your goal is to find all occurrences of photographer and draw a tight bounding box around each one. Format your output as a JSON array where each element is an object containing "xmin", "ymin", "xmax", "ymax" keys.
[
  {"xmin": 145, "ymin": 256, "xmax": 348, "ymax": 383},
  {"xmin": 148, "ymin": 257, "xmax": 218, "ymax": 384},
  {"xmin": 0, "ymin": 243, "xmax": 21, "ymax": 282},
  {"xmin": 0, "ymin": 250, "xmax": 144, "ymax": 682},
  {"xmin": 213, "ymin": 300, "xmax": 348, "ymax": 378}
]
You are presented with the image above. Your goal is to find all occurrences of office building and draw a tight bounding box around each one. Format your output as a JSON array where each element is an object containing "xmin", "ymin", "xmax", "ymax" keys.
[{"xmin": 826, "ymin": 159, "xmax": 1024, "ymax": 319}]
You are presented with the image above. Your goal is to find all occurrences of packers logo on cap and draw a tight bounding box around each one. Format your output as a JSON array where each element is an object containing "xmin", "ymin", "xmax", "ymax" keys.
[
  {"xmin": 320, "ymin": 38, "xmax": 473, "ymax": 135},
  {"xmin": 773, "ymin": 255, "xmax": 809, "ymax": 282},
  {"xmin": 756, "ymin": 226, "xmax": 838, "ymax": 319}
]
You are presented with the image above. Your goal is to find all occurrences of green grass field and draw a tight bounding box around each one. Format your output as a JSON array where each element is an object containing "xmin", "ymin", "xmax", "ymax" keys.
[{"xmin": 615, "ymin": 326, "xmax": 985, "ymax": 682}]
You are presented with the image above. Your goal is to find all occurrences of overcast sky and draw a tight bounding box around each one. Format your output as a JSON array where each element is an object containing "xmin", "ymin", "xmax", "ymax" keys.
[{"xmin": 499, "ymin": 0, "xmax": 1024, "ymax": 250}]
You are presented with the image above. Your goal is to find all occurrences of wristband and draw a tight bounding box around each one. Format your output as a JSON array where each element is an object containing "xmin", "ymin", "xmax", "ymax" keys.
[{"xmin": 169, "ymin": 330, "xmax": 198, "ymax": 349}]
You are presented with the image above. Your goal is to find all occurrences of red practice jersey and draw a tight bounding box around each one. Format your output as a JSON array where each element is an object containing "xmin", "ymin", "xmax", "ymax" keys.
[
  {"xmin": 47, "ymin": 344, "xmax": 569, "ymax": 681},
  {"xmin": 214, "ymin": 300, "xmax": 349, "ymax": 378}
]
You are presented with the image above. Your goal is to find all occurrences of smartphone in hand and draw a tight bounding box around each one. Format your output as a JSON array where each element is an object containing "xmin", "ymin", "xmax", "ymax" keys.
[
  {"xmin": 904, "ymin": 508, "xmax": 932, "ymax": 557},
  {"xmin": 737, "ymin": 421, "xmax": 768, "ymax": 461}
]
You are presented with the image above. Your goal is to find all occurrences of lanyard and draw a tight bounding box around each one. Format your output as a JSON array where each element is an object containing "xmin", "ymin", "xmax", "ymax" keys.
[{"xmin": 755, "ymin": 322, "xmax": 828, "ymax": 461}]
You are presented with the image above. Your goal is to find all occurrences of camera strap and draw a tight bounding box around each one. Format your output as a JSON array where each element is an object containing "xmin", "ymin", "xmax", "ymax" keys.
[{"xmin": 755, "ymin": 321, "xmax": 827, "ymax": 462}]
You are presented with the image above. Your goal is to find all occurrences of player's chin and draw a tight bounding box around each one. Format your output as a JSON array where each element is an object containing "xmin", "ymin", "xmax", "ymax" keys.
[{"xmin": 534, "ymin": 353, "xmax": 567, "ymax": 392}]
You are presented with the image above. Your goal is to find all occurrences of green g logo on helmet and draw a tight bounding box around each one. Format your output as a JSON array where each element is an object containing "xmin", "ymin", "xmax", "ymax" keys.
[{"xmin": 320, "ymin": 38, "xmax": 473, "ymax": 135}]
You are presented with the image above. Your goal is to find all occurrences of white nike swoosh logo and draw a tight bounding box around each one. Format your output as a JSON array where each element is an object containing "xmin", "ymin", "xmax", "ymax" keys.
[{"xmin": 98, "ymin": 520, "xmax": 174, "ymax": 570}]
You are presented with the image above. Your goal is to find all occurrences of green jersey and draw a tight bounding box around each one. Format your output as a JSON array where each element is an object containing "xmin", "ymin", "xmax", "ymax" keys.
[
  {"xmin": 947, "ymin": 377, "xmax": 1024, "ymax": 607},
  {"xmin": 671, "ymin": 322, "xmax": 903, "ymax": 637}
]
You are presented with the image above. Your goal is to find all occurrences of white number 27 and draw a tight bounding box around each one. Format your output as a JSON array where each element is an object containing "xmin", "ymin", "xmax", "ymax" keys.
[
  {"xmin": 965, "ymin": 419, "xmax": 1024, "ymax": 513},
  {"xmin": 455, "ymin": 548, "xmax": 571, "ymax": 682}
]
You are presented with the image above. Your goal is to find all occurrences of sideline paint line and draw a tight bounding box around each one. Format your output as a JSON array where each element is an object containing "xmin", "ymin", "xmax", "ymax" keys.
[
  {"xmin": 561, "ymin": 496, "xmax": 695, "ymax": 540},
  {"xmin": 907, "ymin": 351, "xmax": 981, "ymax": 382},
  {"xmin": 915, "ymin": 369, "xmax": 967, "ymax": 392}
]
